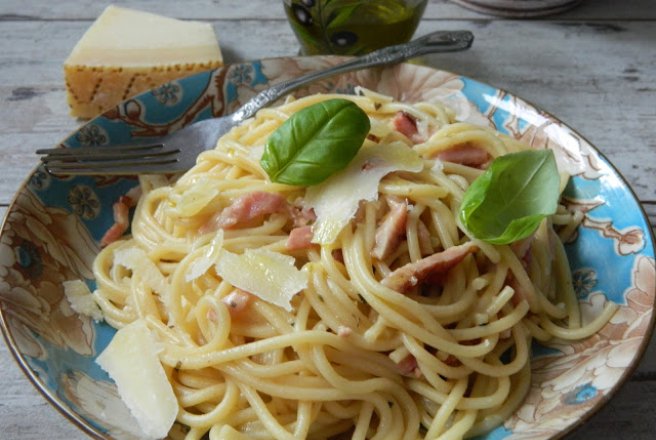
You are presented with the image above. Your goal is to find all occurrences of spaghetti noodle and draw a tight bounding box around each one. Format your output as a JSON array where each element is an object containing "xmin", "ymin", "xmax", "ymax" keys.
[{"xmin": 92, "ymin": 89, "xmax": 617, "ymax": 440}]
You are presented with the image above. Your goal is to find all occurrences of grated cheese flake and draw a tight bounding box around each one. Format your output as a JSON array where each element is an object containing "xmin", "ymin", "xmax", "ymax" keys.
[
  {"xmin": 306, "ymin": 141, "xmax": 423, "ymax": 244},
  {"xmin": 63, "ymin": 279, "xmax": 103, "ymax": 321},
  {"xmin": 215, "ymin": 249, "xmax": 307, "ymax": 311},
  {"xmin": 96, "ymin": 319, "xmax": 177, "ymax": 439},
  {"xmin": 114, "ymin": 247, "xmax": 173, "ymax": 321}
]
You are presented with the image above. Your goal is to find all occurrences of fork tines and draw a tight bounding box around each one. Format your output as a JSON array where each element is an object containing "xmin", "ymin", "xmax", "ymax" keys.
[{"xmin": 36, "ymin": 143, "xmax": 179, "ymax": 175}]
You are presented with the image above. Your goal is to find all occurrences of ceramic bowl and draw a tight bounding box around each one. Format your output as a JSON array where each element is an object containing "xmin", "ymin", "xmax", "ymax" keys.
[
  {"xmin": 1, "ymin": 56, "xmax": 654, "ymax": 440},
  {"xmin": 450, "ymin": 1, "xmax": 582, "ymax": 17}
]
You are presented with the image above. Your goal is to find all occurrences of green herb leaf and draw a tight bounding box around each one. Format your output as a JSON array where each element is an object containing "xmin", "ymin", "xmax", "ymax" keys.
[
  {"xmin": 261, "ymin": 98, "xmax": 370, "ymax": 186},
  {"xmin": 459, "ymin": 149, "xmax": 560, "ymax": 245}
]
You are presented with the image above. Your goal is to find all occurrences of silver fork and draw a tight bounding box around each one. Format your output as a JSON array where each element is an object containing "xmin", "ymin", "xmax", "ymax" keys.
[{"xmin": 37, "ymin": 30, "xmax": 474, "ymax": 175}]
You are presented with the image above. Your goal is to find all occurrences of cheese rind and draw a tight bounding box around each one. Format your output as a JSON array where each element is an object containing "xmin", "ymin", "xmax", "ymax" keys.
[{"xmin": 64, "ymin": 5, "xmax": 223, "ymax": 118}]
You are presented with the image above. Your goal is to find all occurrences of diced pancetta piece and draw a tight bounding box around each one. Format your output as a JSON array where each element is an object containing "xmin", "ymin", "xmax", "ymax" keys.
[
  {"xmin": 286, "ymin": 226, "xmax": 315, "ymax": 251},
  {"xmin": 100, "ymin": 198, "xmax": 131, "ymax": 247},
  {"xmin": 222, "ymin": 289, "xmax": 252, "ymax": 317},
  {"xmin": 435, "ymin": 144, "xmax": 491, "ymax": 169},
  {"xmin": 371, "ymin": 198, "xmax": 408, "ymax": 260},
  {"xmin": 392, "ymin": 111, "xmax": 425, "ymax": 144},
  {"xmin": 288, "ymin": 204, "xmax": 316, "ymax": 228},
  {"xmin": 508, "ymin": 275, "xmax": 526, "ymax": 307},
  {"xmin": 201, "ymin": 191, "xmax": 287, "ymax": 233},
  {"xmin": 381, "ymin": 242, "xmax": 478, "ymax": 293},
  {"xmin": 367, "ymin": 134, "xmax": 381, "ymax": 143},
  {"xmin": 511, "ymin": 235, "xmax": 534, "ymax": 269},
  {"xmin": 397, "ymin": 354, "xmax": 421, "ymax": 377},
  {"xmin": 444, "ymin": 354, "xmax": 462, "ymax": 367},
  {"xmin": 123, "ymin": 187, "xmax": 142, "ymax": 207}
]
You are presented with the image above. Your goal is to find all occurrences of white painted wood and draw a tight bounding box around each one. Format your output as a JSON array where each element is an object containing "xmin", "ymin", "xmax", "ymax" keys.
[
  {"xmin": 0, "ymin": 0, "xmax": 654, "ymax": 20},
  {"xmin": 0, "ymin": 19, "xmax": 654, "ymax": 202},
  {"xmin": 0, "ymin": 1, "xmax": 655, "ymax": 439}
]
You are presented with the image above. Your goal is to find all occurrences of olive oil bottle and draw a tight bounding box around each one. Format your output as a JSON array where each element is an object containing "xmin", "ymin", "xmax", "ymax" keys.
[{"xmin": 283, "ymin": 0, "xmax": 428, "ymax": 55}]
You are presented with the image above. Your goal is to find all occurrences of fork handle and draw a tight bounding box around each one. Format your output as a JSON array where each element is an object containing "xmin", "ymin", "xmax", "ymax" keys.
[{"xmin": 230, "ymin": 30, "xmax": 474, "ymax": 122}]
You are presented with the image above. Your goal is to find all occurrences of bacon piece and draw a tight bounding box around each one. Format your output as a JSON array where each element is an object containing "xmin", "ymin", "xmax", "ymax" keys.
[
  {"xmin": 201, "ymin": 191, "xmax": 287, "ymax": 233},
  {"xmin": 393, "ymin": 111, "xmax": 417, "ymax": 138},
  {"xmin": 508, "ymin": 275, "xmax": 526, "ymax": 307},
  {"xmin": 288, "ymin": 204, "xmax": 316, "ymax": 228},
  {"xmin": 367, "ymin": 133, "xmax": 381, "ymax": 143},
  {"xmin": 286, "ymin": 226, "xmax": 315, "ymax": 251},
  {"xmin": 444, "ymin": 354, "xmax": 462, "ymax": 367},
  {"xmin": 511, "ymin": 235, "xmax": 534, "ymax": 269},
  {"xmin": 396, "ymin": 354, "xmax": 419, "ymax": 376},
  {"xmin": 392, "ymin": 111, "xmax": 424, "ymax": 144},
  {"xmin": 123, "ymin": 187, "xmax": 141, "ymax": 207},
  {"xmin": 100, "ymin": 198, "xmax": 131, "ymax": 247},
  {"xmin": 382, "ymin": 242, "xmax": 478, "ymax": 293},
  {"xmin": 435, "ymin": 144, "xmax": 491, "ymax": 169},
  {"xmin": 222, "ymin": 289, "xmax": 252, "ymax": 317},
  {"xmin": 371, "ymin": 198, "xmax": 408, "ymax": 260}
]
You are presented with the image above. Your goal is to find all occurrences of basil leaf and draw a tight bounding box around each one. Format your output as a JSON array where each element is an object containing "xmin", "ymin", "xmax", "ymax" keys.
[
  {"xmin": 459, "ymin": 149, "xmax": 560, "ymax": 245},
  {"xmin": 261, "ymin": 98, "xmax": 370, "ymax": 186}
]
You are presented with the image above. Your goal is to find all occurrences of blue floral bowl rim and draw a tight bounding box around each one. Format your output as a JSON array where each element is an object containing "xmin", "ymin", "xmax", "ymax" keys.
[{"xmin": 0, "ymin": 55, "xmax": 654, "ymax": 440}]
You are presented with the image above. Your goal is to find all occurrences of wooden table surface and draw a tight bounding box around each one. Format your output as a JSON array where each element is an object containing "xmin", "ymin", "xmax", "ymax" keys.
[{"xmin": 1, "ymin": 1, "xmax": 654, "ymax": 439}]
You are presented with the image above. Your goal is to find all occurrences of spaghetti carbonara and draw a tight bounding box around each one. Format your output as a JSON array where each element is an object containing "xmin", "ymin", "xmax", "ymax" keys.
[{"xmin": 91, "ymin": 89, "xmax": 618, "ymax": 440}]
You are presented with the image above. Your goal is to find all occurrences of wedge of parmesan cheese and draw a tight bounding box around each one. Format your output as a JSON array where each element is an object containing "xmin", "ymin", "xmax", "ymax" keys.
[
  {"xmin": 96, "ymin": 319, "xmax": 177, "ymax": 440},
  {"xmin": 62, "ymin": 279, "xmax": 103, "ymax": 321},
  {"xmin": 215, "ymin": 249, "xmax": 308, "ymax": 312},
  {"xmin": 64, "ymin": 5, "xmax": 223, "ymax": 118},
  {"xmin": 306, "ymin": 141, "xmax": 424, "ymax": 245}
]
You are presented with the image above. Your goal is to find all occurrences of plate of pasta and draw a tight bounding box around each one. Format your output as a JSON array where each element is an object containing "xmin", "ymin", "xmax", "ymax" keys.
[{"xmin": 0, "ymin": 56, "xmax": 654, "ymax": 440}]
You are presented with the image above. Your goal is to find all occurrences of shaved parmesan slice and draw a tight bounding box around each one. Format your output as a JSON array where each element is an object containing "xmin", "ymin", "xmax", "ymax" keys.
[
  {"xmin": 306, "ymin": 142, "xmax": 423, "ymax": 244},
  {"xmin": 114, "ymin": 247, "xmax": 172, "ymax": 321},
  {"xmin": 171, "ymin": 183, "xmax": 219, "ymax": 217},
  {"xmin": 114, "ymin": 247, "xmax": 168, "ymax": 294},
  {"xmin": 63, "ymin": 279, "xmax": 103, "ymax": 321},
  {"xmin": 186, "ymin": 230, "xmax": 224, "ymax": 282},
  {"xmin": 215, "ymin": 249, "xmax": 307, "ymax": 311},
  {"xmin": 96, "ymin": 320, "xmax": 177, "ymax": 440}
]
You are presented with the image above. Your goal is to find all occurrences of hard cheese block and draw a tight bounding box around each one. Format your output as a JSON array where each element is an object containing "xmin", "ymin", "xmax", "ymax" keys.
[{"xmin": 65, "ymin": 5, "xmax": 223, "ymax": 118}]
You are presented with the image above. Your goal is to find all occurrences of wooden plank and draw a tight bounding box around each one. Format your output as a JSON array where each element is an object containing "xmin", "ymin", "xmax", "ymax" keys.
[
  {"xmin": 644, "ymin": 202, "xmax": 656, "ymax": 230},
  {"xmin": 0, "ymin": 19, "xmax": 654, "ymax": 203},
  {"xmin": 0, "ymin": 3, "xmax": 655, "ymax": 438},
  {"xmin": 0, "ymin": 343, "xmax": 85, "ymax": 440},
  {"xmin": 1, "ymin": 0, "xmax": 655, "ymax": 21},
  {"xmin": 568, "ymin": 380, "xmax": 656, "ymax": 439}
]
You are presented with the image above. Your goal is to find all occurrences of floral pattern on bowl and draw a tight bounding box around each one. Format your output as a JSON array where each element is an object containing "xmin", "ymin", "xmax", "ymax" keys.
[{"xmin": 0, "ymin": 56, "xmax": 654, "ymax": 440}]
